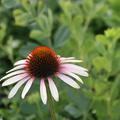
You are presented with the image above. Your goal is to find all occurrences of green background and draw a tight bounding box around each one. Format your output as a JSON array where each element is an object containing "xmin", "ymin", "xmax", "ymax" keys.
[{"xmin": 0, "ymin": 0, "xmax": 120, "ymax": 120}]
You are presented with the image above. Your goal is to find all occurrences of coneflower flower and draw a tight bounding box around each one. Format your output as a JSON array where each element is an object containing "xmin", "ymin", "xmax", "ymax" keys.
[{"xmin": 0, "ymin": 46, "xmax": 88, "ymax": 104}]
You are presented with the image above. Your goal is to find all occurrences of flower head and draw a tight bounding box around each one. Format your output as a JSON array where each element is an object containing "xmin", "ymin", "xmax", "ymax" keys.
[{"xmin": 0, "ymin": 46, "xmax": 88, "ymax": 104}]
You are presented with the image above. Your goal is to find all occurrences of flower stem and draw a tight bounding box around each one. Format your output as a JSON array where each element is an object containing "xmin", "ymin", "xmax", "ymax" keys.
[
  {"xmin": 35, "ymin": 101, "xmax": 44, "ymax": 120},
  {"xmin": 46, "ymin": 82, "xmax": 57, "ymax": 120}
]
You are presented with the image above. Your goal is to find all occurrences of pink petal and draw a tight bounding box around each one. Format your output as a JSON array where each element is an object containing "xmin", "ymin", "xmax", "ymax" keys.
[
  {"xmin": 60, "ymin": 64, "xmax": 88, "ymax": 77},
  {"xmin": 14, "ymin": 59, "xmax": 26, "ymax": 66},
  {"xmin": 2, "ymin": 73, "xmax": 29, "ymax": 86},
  {"xmin": 60, "ymin": 57, "xmax": 75, "ymax": 60},
  {"xmin": 6, "ymin": 65, "xmax": 26, "ymax": 73},
  {"xmin": 40, "ymin": 79, "xmax": 47, "ymax": 104},
  {"xmin": 61, "ymin": 64, "xmax": 88, "ymax": 71},
  {"xmin": 1, "ymin": 70, "xmax": 26, "ymax": 80},
  {"xmin": 48, "ymin": 77, "xmax": 59, "ymax": 101},
  {"xmin": 57, "ymin": 73, "xmax": 80, "ymax": 89},
  {"xmin": 61, "ymin": 71, "xmax": 83, "ymax": 84},
  {"xmin": 22, "ymin": 77, "xmax": 34, "ymax": 99},
  {"xmin": 61, "ymin": 59, "xmax": 82, "ymax": 63},
  {"xmin": 8, "ymin": 77, "xmax": 30, "ymax": 99}
]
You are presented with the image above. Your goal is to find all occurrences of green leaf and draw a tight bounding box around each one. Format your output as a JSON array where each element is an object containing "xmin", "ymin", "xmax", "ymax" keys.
[
  {"xmin": 27, "ymin": 92, "xmax": 40, "ymax": 104},
  {"xmin": 19, "ymin": 42, "xmax": 38, "ymax": 57},
  {"xmin": 13, "ymin": 9, "xmax": 33, "ymax": 26},
  {"xmin": 105, "ymin": 28, "xmax": 120, "ymax": 42},
  {"xmin": 66, "ymin": 88, "xmax": 91, "ymax": 114},
  {"xmin": 21, "ymin": 0, "xmax": 37, "ymax": 16},
  {"xmin": 48, "ymin": 9, "xmax": 53, "ymax": 28},
  {"xmin": 93, "ymin": 99, "xmax": 108, "ymax": 119},
  {"xmin": 96, "ymin": 35, "xmax": 109, "ymax": 46},
  {"xmin": 30, "ymin": 29, "xmax": 49, "ymax": 41},
  {"xmin": 0, "ymin": 23, "xmax": 6, "ymax": 43},
  {"xmin": 35, "ymin": 10, "xmax": 53, "ymax": 40},
  {"xmin": 1, "ymin": 0, "xmax": 19, "ymax": 9},
  {"xmin": 54, "ymin": 26, "xmax": 70, "ymax": 47},
  {"xmin": 65, "ymin": 104, "xmax": 81, "ymax": 118},
  {"xmin": 20, "ymin": 103, "xmax": 36, "ymax": 115},
  {"xmin": 111, "ymin": 100, "xmax": 120, "ymax": 120},
  {"xmin": 111, "ymin": 75, "xmax": 120, "ymax": 100},
  {"xmin": 92, "ymin": 56, "xmax": 112, "ymax": 72},
  {"xmin": 112, "ymin": 49, "xmax": 120, "ymax": 75}
]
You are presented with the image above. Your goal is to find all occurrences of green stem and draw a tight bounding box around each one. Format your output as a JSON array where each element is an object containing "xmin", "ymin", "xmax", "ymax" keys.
[
  {"xmin": 46, "ymin": 83, "xmax": 57, "ymax": 120},
  {"xmin": 35, "ymin": 101, "xmax": 44, "ymax": 120}
]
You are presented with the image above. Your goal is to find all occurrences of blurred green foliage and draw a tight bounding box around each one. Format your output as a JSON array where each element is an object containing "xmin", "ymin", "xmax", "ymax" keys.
[{"xmin": 0, "ymin": 0, "xmax": 120, "ymax": 120}]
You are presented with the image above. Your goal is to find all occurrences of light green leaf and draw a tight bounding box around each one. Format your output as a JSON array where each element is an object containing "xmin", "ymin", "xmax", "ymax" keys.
[
  {"xmin": 13, "ymin": 9, "xmax": 33, "ymax": 26},
  {"xmin": 96, "ymin": 35, "xmax": 109, "ymax": 46},
  {"xmin": 111, "ymin": 100, "xmax": 120, "ymax": 120},
  {"xmin": 65, "ymin": 104, "xmax": 81, "ymax": 118},
  {"xmin": 19, "ymin": 42, "xmax": 38, "ymax": 57},
  {"xmin": 0, "ymin": 23, "xmax": 6, "ymax": 43},
  {"xmin": 30, "ymin": 29, "xmax": 49, "ymax": 41},
  {"xmin": 54, "ymin": 26, "xmax": 70, "ymax": 47},
  {"xmin": 1, "ymin": 0, "xmax": 19, "ymax": 9},
  {"xmin": 92, "ymin": 56, "xmax": 112, "ymax": 72}
]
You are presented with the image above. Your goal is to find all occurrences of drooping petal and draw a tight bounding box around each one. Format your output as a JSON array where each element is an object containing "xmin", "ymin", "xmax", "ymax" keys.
[
  {"xmin": 40, "ymin": 79, "xmax": 47, "ymax": 104},
  {"xmin": 8, "ymin": 77, "xmax": 30, "ymax": 99},
  {"xmin": 2, "ymin": 73, "xmax": 29, "ymax": 86},
  {"xmin": 48, "ymin": 77, "xmax": 59, "ymax": 102},
  {"xmin": 1, "ymin": 70, "xmax": 26, "ymax": 81},
  {"xmin": 21, "ymin": 77, "xmax": 34, "ymax": 99},
  {"xmin": 60, "ymin": 57, "xmax": 75, "ymax": 60},
  {"xmin": 61, "ymin": 71, "xmax": 83, "ymax": 84},
  {"xmin": 14, "ymin": 60, "xmax": 27, "ymax": 66},
  {"xmin": 61, "ymin": 59, "xmax": 82, "ymax": 63},
  {"xmin": 6, "ymin": 65, "xmax": 26, "ymax": 73},
  {"xmin": 61, "ymin": 64, "xmax": 88, "ymax": 71},
  {"xmin": 57, "ymin": 73, "xmax": 80, "ymax": 89},
  {"xmin": 60, "ymin": 64, "xmax": 88, "ymax": 77},
  {"xmin": 65, "ymin": 68, "xmax": 88, "ymax": 77}
]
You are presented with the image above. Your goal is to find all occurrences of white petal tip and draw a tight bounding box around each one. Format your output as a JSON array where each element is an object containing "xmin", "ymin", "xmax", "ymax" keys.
[
  {"xmin": 81, "ymin": 72, "xmax": 89, "ymax": 77},
  {"xmin": 78, "ymin": 80, "xmax": 84, "ymax": 84},
  {"xmin": 41, "ymin": 98, "xmax": 47, "ymax": 104},
  {"xmin": 0, "ymin": 78, "xmax": 4, "ymax": 81},
  {"xmin": 86, "ymin": 69, "xmax": 89, "ymax": 71},
  {"xmin": 6, "ymin": 70, "xmax": 11, "ymax": 73},
  {"xmin": 43, "ymin": 101, "xmax": 47, "ymax": 105},
  {"xmin": 21, "ymin": 94, "xmax": 25, "ymax": 99},
  {"xmin": 2, "ymin": 83, "xmax": 7, "ymax": 87},
  {"xmin": 76, "ymin": 86, "xmax": 80, "ymax": 89},
  {"xmin": 73, "ymin": 84, "xmax": 80, "ymax": 89},
  {"xmin": 22, "ymin": 96, "xmax": 25, "ymax": 99},
  {"xmin": 85, "ymin": 73, "xmax": 89, "ymax": 77},
  {"xmin": 80, "ymin": 60, "xmax": 83, "ymax": 62},
  {"xmin": 8, "ymin": 96, "xmax": 12, "ymax": 99},
  {"xmin": 6, "ymin": 71, "xmax": 10, "ymax": 74},
  {"xmin": 55, "ymin": 98, "xmax": 59, "ymax": 102}
]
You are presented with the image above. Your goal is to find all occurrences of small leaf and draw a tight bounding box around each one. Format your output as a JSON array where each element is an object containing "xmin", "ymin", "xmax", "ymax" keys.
[
  {"xmin": 111, "ymin": 75, "xmax": 120, "ymax": 100},
  {"xmin": 13, "ymin": 9, "xmax": 33, "ymax": 26},
  {"xmin": 20, "ymin": 103, "xmax": 36, "ymax": 114},
  {"xmin": 96, "ymin": 35, "xmax": 109, "ymax": 46},
  {"xmin": 1, "ymin": 0, "xmax": 19, "ymax": 9},
  {"xmin": 92, "ymin": 56, "xmax": 111, "ymax": 72},
  {"xmin": 93, "ymin": 99, "xmax": 108, "ymax": 119},
  {"xmin": 0, "ymin": 23, "xmax": 6, "ymax": 43},
  {"xmin": 111, "ymin": 100, "xmax": 120, "ymax": 120},
  {"xmin": 30, "ymin": 29, "xmax": 49, "ymax": 41},
  {"xmin": 54, "ymin": 26, "xmax": 70, "ymax": 47},
  {"xmin": 48, "ymin": 9, "xmax": 53, "ymax": 28},
  {"xmin": 19, "ymin": 42, "xmax": 38, "ymax": 57},
  {"xmin": 65, "ymin": 104, "xmax": 81, "ymax": 118}
]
